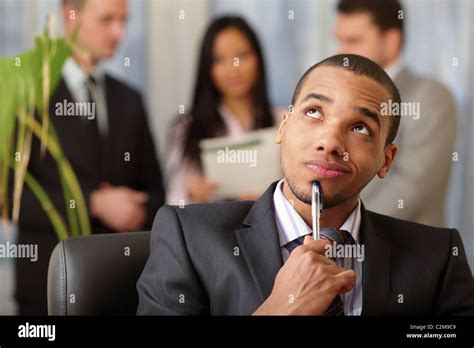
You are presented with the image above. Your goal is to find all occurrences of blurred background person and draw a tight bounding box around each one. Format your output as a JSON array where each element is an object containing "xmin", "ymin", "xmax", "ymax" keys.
[
  {"xmin": 13, "ymin": 0, "xmax": 165, "ymax": 314},
  {"xmin": 165, "ymin": 16, "xmax": 282, "ymax": 204},
  {"xmin": 334, "ymin": 0, "xmax": 457, "ymax": 227}
]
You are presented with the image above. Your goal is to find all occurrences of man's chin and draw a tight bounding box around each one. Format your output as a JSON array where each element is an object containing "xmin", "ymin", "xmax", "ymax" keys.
[
  {"xmin": 285, "ymin": 179, "xmax": 312, "ymax": 205},
  {"xmin": 287, "ymin": 179, "xmax": 349, "ymax": 208}
]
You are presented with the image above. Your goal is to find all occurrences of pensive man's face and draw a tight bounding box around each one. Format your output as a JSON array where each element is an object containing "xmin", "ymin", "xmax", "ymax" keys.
[{"xmin": 275, "ymin": 66, "xmax": 397, "ymax": 208}]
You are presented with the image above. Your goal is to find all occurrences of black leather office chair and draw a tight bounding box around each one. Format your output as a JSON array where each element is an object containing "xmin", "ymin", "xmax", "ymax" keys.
[{"xmin": 47, "ymin": 231, "xmax": 150, "ymax": 315}]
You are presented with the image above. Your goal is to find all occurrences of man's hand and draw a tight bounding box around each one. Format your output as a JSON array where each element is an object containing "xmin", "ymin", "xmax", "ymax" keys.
[
  {"xmin": 253, "ymin": 236, "xmax": 356, "ymax": 315},
  {"xmin": 90, "ymin": 186, "xmax": 149, "ymax": 232}
]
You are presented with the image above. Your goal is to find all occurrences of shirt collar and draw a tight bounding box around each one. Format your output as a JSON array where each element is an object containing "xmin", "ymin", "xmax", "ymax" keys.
[
  {"xmin": 218, "ymin": 103, "xmax": 251, "ymax": 135},
  {"xmin": 273, "ymin": 179, "xmax": 362, "ymax": 247},
  {"xmin": 62, "ymin": 57, "xmax": 106, "ymax": 90}
]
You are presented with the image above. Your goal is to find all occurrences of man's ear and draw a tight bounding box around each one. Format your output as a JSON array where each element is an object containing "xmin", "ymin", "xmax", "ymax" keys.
[
  {"xmin": 377, "ymin": 143, "xmax": 397, "ymax": 178},
  {"xmin": 275, "ymin": 110, "xmax": 290, "ymax": 144}
]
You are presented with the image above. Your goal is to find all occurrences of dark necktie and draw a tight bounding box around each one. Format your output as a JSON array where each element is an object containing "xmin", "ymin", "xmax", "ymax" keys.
[
  {"xmin": 85, "ymin": 76, "xmax": 99, "ymax": 131},
  {"xmin": 84, "ymin": 76, "xmax": 100, "ymax": 161},
  {"xmin": 284, "ymin": 227, "xmax": 355, "ymax": 315},
  {"xmin": 84, "ymin": 76, "xmax": 109, "ymax": 179}
]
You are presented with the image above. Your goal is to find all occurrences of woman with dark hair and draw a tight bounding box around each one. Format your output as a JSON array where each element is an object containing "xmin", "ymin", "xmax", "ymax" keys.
[{"xmin": 166, "ymin": 16, "xmax": 282, "ymax": 204}]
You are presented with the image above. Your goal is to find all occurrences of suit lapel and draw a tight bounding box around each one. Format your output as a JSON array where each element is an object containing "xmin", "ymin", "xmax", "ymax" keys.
[
  {"xmin": 235, "ymin": 181, "xmax": 283, "ymax": 302},
  {"xmin": 360, "ymin": 204, "xmax": 391, "ymax": 315}
]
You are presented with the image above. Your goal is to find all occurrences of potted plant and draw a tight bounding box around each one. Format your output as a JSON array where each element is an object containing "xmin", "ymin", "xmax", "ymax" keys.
[{"xmin": 0, "ymin": 15, "xmax": 91, "ymax": 240}]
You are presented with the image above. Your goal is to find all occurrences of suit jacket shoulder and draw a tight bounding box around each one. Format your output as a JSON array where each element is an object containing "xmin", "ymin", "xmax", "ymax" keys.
[
  {"xmin": 395, "ymin": 67, "xmax": 455, "ymax": 103},
  {"xmin": 137, "ymin": 201, "xmax": 260, "ymax": 315},
  {"xmin": 104, "ymin": 74, "xmax": 143, "ymax": 101},
  {"xmin": 368, "ymin": 209, "xmax": 453, "ymax": 245},
  {"xmin": 365, "ymin": 209, "xmax": 474, "ymax": 315}
]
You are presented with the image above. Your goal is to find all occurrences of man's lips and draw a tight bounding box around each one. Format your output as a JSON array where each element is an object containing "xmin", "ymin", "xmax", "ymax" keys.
[{"xmin": 304, "ymin": 160, "xmax": 351, "ymax": 178}]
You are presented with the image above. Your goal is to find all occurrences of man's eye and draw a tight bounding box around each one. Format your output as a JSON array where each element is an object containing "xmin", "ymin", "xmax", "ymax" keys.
[
  {"xmin": 305, "ymin": 108, "xmax": 322, "ymax": 119},
  {"xmin": 353, "ymin": 124, "xmax": 370, "ymax": 136}
]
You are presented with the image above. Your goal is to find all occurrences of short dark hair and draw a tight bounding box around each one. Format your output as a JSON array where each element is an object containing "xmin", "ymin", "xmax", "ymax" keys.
[
  {"xmin": 337, "ymin": 0, "xmax": 404, "ymax": 37},
  {"xmin": 291, "ymin": 54, "xmax": 401, "ymax": 146}
]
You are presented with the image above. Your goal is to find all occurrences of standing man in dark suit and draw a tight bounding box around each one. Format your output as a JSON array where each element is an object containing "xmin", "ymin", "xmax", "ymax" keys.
[
  {"xmin": 137, "ymin": 54, "xmax": 474, "ymax": 315},
  {"xmin": 15, "ymin": 0, "xmax": 165, "ymax": 314}
]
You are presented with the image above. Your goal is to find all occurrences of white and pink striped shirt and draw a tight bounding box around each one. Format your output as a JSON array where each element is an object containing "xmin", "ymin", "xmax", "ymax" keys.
[{"xmin": 273, "ymin": 179, "xmax": 363, "ymax": 315}]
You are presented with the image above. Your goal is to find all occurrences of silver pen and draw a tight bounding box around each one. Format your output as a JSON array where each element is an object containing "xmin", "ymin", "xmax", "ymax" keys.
[{"xmin": 312, "ymin": 181, "xmax": 322, "ymax": 240}]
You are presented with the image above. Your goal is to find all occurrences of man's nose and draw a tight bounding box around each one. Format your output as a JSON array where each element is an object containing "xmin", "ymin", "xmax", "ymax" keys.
[{"xmin": 314, "ymin": 124, "xmax": 346, "ymax": 157}]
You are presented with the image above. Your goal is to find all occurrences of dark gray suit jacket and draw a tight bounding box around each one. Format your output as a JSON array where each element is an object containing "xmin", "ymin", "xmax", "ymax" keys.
[{"xmin": 137, "ymin": 181, "xmax": 474, "ymax": 315}]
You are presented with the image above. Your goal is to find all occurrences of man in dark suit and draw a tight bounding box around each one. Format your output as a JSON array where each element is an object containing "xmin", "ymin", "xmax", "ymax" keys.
[
  {"xmin": 15, "ymin": 0, "xmax": 165, "ymax": 314},
  {"xmin": 137, "ymin": 54, "xmax": 474, "ymax": 315}
]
